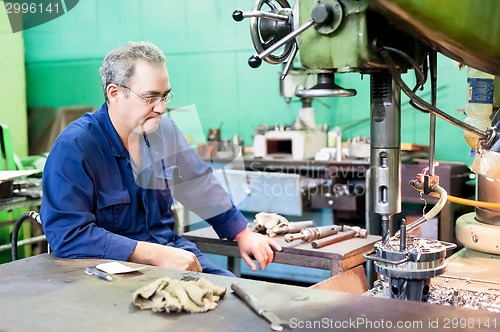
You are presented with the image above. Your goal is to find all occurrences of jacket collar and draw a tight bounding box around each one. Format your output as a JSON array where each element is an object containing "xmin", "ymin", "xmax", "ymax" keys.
[{"xmin": 94, "ymin": 103, "xmax": 128, "ymax": 157}]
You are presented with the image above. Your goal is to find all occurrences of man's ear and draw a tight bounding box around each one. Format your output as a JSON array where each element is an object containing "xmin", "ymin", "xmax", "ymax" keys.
[{"xmin": 107, "ymin": 84, "xmax": 120, "ymax": 103}]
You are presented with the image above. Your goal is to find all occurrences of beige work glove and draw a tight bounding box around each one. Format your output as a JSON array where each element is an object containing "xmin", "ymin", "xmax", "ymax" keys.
[
  {"xmin": 132, "ymin": 277, "xmax": 227, "ymax": 313},
  {"xmin": 253, "ymin": 212, "xmax": 289, "ymax": 237}
]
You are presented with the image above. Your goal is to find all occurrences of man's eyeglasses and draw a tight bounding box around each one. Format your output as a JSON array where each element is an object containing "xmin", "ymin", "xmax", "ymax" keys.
[{"xmin": 119, "ymin": 84, "xmax": 174, "ymax": 105}]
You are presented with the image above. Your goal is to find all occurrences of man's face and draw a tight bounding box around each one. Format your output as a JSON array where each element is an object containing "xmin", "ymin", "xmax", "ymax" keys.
[{"xmin": 116, "ymin": 60, "xmax": 171, "ymax": 135}]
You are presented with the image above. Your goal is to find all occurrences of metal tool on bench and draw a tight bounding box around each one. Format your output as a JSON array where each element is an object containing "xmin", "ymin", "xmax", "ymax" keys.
[
  {"xmin": 311, "ymin": 225, "xmax": 369, "ymax": 249},
  {"xmin": 231, "ymin": 283, "xmax": 289, "ymax": 331},
  {"xmin": 84, "ymin": 267, "xmax": 112, "ymax": 281},
  {"xmin": 270, "ymin": 220, "xmax": 315, "ymax": 236},
  {"xmin": 284, "ymin": 225, "xmax": 342, "ymax": 243}
]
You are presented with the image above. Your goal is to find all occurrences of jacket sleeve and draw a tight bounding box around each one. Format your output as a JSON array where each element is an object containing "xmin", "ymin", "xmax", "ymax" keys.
[
  {"xmin": 166, "ymin": 120, "xmax": 248, "ymax": 239},
  {"xmin": 40, "ymin": 138, "xmax": 138, "ymax": 260}
]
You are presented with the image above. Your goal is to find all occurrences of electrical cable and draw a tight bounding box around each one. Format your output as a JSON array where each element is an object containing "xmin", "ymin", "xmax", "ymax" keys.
[
  {"xmin": 11, "ymin": 211, "xmax": 41, "ymax": 261},
  {"xmin": 381, "ymin": 46, "xmax": 426, "ymax": 86},
  {"xmin": 381, "ymin": 46, "xmax": 430, "ymax": 113},
  {"xmin": 394, "ymin": 182, "xmax": 448, "ymax": 236},
  {"xmin": 379, "ymin": 49, "xmax": 487, "ymax": 139}
]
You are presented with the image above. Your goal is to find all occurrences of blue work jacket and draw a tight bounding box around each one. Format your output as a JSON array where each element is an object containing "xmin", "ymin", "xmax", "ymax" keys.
[{"xmin": 40, "ymin": 103, "xmax": 247, "ymax": 261}]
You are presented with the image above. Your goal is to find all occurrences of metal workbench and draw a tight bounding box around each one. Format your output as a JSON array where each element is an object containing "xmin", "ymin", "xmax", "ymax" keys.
[
  {"xmin": 1, "ymin": 254, "xmax": 498, "ymax": 331},
  {"xmin": 182, "ymin": 226, "xmax": 378, "ymax": 277}
]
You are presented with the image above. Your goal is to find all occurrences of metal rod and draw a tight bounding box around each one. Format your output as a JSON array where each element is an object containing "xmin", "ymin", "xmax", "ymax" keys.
[
  {"xmin": 311, "ymin": 231, "xmax": 355, "ymax": 249},
  {"xmin": 0, "ymin": 235, "xmax": 46, "ymax": 253},
  {"xmin": 429, "ymin": 116, "xmax": 437, "ymax": 174},
  {"xmin": 429, "ymin": 51, "xmax": 438, "ymax": 176},
  {"xmin": 400, "ymin": 219, "xmax": 406, "ymax": 251},
  {"xmin": 363, "ymin": 251, "xmax": 409, "ymax": 265},
  {"xmin": 280, "ymin": 44, "xmax": 298, "ymax": 80},
  {"xmin": 256, "ymin": 20, "xmax": 315, "ymax": 60},
  {"xmin": 242, "ymin": 10, "xmax": 289, "ymax": 21}
]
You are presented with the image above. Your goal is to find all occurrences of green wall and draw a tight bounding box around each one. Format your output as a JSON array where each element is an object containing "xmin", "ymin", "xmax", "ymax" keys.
[
  {"xmin": 333, "ymin": 58, "xmax": 473, "ymax": 164},
  {"xmin": 22, "ymin": 0, "xmax": 474, "ymax": 165},
  {"xmin": 23, "ymin": 0, "xmax": 334, "ymax": 149},
  {"xmin": 0, "ymin": 6, "xmax": 27, "ymax": 157}
]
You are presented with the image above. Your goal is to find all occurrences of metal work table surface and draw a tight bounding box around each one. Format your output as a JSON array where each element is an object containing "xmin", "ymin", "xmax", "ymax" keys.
[
  {"xmin": 434, "ymin": 248, "xmax": 500, "ymax": 293},
  {"xmin": 1, "ymin": 254, "xmax": 498, "ymax": 331},
  {"xmin": 183, "ymin": 227, "xmax": 381, "ymax": 276},
  {"xmin": 0, "ymin": 197, "xmax": 41, "ymax": 213}
]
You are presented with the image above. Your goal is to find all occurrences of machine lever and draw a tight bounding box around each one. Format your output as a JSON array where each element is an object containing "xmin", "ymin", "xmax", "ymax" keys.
[
  {"xmin": 232, "ymin": 9, "xmax": 290, "ymax": 22},
  {"xmin": 249, "ymin": 19, "xmax": 314, "ymax": 68},
  {"xmin": 280, "ymin": 44, "xmax": 298, "ymax": 80}
]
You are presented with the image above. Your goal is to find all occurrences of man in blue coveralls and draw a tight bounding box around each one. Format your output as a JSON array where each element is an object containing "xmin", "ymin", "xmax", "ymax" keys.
[{"xmin": 40, "ymin": 41, "xmax": 281, "ymax": 276}]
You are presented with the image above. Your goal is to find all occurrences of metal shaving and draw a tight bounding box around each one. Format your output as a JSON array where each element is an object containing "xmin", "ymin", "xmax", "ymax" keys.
[{"xmin": 428, "ymin": 285, "xmax": 500, "ymax": 312}]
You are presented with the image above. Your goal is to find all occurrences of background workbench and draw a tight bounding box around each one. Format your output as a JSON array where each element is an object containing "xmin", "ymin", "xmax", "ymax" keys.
[
  {"xmin": 182, "ymin": 227, "xmax": 380, "ymax": 278},
  {"xmin": 1, "ymin": 254, "xmax": 498, "ymax": 331}
]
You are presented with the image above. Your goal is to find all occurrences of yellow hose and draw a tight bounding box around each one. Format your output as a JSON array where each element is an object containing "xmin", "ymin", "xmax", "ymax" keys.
[
  {"xmin": 446, "ymin": 194, "xmax": 500, "ymax": 209},
  {"xmin": 410, "ymin": 181, "xmax": 500, "ymax": 209}
]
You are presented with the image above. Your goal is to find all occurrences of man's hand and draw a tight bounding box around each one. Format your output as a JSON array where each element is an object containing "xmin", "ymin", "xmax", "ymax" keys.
[
  {"xmin": 129, "ymin": 241, "xmax": 202, "ymax": 272},
  {"xmin": 235, "ymin": 227, "xmax": 282, "ymax": 271}
]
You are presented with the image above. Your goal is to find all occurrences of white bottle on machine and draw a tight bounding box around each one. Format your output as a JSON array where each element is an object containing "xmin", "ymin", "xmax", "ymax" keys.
[
  {"xmin": 464, "ymin": 67, "xmax": 495, "ymax": 149},
  {"xmin": 327, "ymin": 126, "xmax": 342, "ymax": 161}
]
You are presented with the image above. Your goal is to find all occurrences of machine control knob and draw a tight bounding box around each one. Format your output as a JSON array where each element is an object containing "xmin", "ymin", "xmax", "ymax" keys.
[
  {"xmin": 311, "ymin": 4, "xmax": 333, "ymax": 25},
  {"xmin": 232, "ymin": 9, "xmax": 244, "ymax": 22},
  {"xmin": 248, "ymin": 55, "xmax": 263, "ymax": 68},
  {"xmin": 311, "ymin": 0, "xmax": 343, "ymax": 35}
]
